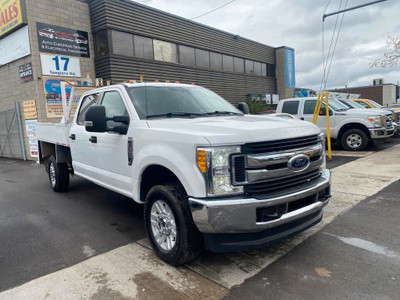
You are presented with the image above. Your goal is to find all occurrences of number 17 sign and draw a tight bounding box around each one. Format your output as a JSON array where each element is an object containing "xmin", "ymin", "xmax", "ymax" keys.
[{"xmin": 40, "ymin": 53, "xmax": 81, "ymax": 77}]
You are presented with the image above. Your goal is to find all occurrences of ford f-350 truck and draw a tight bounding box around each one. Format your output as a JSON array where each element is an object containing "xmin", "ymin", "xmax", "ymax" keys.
[{"xmin": 36, "ymin": 83, "xmax": 331, "ymax": 265}]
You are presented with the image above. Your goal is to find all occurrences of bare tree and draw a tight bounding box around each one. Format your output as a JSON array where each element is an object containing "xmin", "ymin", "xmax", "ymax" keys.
[{"xmin": 370, "ymin": 33, "xmax": 400, "ymax": 69}]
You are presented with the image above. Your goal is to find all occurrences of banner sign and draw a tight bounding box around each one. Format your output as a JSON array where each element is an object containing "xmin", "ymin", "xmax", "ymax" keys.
[
  {"xmin": 23, "ymin": 99, "xmax": 37, "ymax": 119},
  {"xmin": 285, "ymin": 48, "xmax": 295, "ymax": 88},
  {"xmin": 36, "ymin": 22, "xmax": 90, "ymax": 57},
  {"xmin": 40, "ymin": 53, "xmax": 81, "ymax": 77},
  {"xmin": 43, "ymin": 76, "xmax": 88, "ymax": 118},
  {"xmin": 25, "ymin": 119, "xmax": 38, "ymax": 158},
  {"xmin": 0, "ymin": 0, "xmax": 26, "ymax": 38},
  {"xmin": 0, "ymin": 25, "xmax": 29, "ymax": 64},
  {"xmin": 19, "ymin": 62, "xmax": 33, "ymax": 83}
]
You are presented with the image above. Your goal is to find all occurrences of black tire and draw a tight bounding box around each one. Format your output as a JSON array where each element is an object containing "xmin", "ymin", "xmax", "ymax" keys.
[
  {"xmin": 144, "ymin": 184, "xmax": 203, "ymax": 265},
  {"xmin": 47, "ymin": 155, "xmax": 70, "ymax": 192},
  {"xmin": 341, "ymin": 129, "xmax": 369, "ymax": 151}
]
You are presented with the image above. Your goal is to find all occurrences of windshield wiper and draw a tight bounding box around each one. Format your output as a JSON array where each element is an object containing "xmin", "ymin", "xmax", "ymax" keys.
[
  {"xmin": 146, "ymin": 112, "xmax": 204, "ymax": 119},
  {"xmin": 205, "ymin": 111, "xmax": 243, "ymax": 116}
]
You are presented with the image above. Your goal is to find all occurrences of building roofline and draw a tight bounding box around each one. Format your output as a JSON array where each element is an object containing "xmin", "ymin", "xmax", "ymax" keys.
[{"xmin": 330, "ymin": 83, "xmax": 399, "ymax": 90}]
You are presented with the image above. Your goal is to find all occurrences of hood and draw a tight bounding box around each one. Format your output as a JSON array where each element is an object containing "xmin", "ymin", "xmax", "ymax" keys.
[
  {"xmin": 340, "ymin": 108, "xmax": 387, "ymax": 116},
  {"xmin": 347, "ymin": 108, "xmax": 391, "ymax": 116},
  {"xmin": 146, "ymin": 114, "xmax": 320, "ymax": 145}
]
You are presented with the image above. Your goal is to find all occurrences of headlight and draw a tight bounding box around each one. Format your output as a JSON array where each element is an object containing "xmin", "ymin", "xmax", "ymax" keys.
[
  {"xmin": 319, "ymin": 132, "xmax": 326, "ymax": 171},
  {"xmin": 197, "ymin": 146, "xmax": 243, "ymax": 196},
  {"xmin": 368, "ymin": 116, "xmax": 382, "ymax": 127}
]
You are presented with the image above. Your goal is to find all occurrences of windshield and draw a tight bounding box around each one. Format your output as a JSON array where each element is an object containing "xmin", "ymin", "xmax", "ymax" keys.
[
  {"xmin": 340, "ymin": 100, "xmax": 365, "ymax": 109},
  {"xmin": 367, "ymin": 100, "xmax": 383, "ymax": 108},
  {"xmin": 328, "ymin": 98, "xmax": 349, "ymax": 111},
  {"xmin": 127, "ymin": 85, "xmax": 243, "ymax": 119}
]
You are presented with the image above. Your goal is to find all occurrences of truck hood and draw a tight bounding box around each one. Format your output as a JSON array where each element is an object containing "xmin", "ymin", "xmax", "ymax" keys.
[
  {"xmin": 146, "ymin": 114, "xmax": 320, "ymax": 145},
  {"xmin": 337, "ymin": 109, "xmax": 387, "ymax": 116}
]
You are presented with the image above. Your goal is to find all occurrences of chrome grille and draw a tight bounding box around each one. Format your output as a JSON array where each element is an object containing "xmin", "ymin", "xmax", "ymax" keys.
[{"xmin": 242, "ymin": 135, "xmax": 319, "ymax": 154}]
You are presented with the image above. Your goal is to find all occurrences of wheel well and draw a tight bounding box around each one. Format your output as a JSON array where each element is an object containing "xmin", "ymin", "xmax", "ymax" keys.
[
  {"xmin": 140, "ymin": 165, "xmax": 185, "ymax": 202},
  {"xmin": 338, "ymin": 123, "xmax": 371, "ymax": 145}
]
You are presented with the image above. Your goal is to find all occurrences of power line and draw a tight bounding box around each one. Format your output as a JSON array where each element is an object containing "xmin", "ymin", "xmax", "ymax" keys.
[{"xmin": 191, "ymin": 0, "xmax": 237, "ymax": 20}]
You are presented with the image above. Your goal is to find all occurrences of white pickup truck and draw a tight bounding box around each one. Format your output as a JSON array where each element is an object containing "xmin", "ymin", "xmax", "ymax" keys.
[
  {"xmin": 37, "ymin": 83, "xmax": 331, "ymax": 265},
  {"xmin": 276, "ymin": 97, "xmax": 394, "ymax": 151}
]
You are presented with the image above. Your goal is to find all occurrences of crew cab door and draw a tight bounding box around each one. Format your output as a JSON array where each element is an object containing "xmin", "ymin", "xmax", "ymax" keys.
[{"xmin": 300, "ymin": 99, "xmax": 335, "ymax": 136}]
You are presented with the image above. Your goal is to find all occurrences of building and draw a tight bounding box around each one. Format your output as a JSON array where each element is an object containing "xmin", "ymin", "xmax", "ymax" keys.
[
  {"xmin": 329, "ymin": 79, "xmax": 400, "ymax": 107},
  {"xmin": 0, "ymin": 0, "xmax": 295, "ymax": 160}
]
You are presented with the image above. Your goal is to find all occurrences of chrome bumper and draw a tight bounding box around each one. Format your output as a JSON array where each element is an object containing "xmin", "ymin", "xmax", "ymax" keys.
[
  {"xmin": 189, "ymin": 170, "xmax": 331, "ymax": 234},
  {"xmin": 369, "ymin": 126, "xmax": 395, "ymax": 139}
]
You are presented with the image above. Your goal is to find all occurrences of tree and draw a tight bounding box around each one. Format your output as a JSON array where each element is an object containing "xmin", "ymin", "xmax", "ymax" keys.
[{"xmin": 370, "ymin": 33, "xmax": 400, "ymax": 69}]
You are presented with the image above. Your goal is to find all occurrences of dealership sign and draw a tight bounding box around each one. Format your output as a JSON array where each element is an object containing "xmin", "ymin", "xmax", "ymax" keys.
[
  {"xmin": 36, "ymin": 22, "xmax": 90, "ymax": 57},
  {"xmin": 40, "ymin": 54, "xmax": 81, "ymax": 77},
  {"xmin": 0, "ymin": 0, "xmax": 26, "ymax": 38}
]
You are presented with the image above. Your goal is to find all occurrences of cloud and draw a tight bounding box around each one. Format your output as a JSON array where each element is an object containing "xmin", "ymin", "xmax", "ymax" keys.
[{"xmin": 136, "ymin": 0, "xmax": 399, "ymax": 90}]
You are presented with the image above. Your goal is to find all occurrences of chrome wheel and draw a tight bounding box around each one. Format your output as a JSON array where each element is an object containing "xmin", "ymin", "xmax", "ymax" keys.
[
  {"xmin": 150, "ymin": 200, "xmax": 177, "ymax": 251},
  {"xmin": 346, "ymin": 133, "xmax": 362, "ymax": 149},
  {"xmin": 49, "ymin": 162, "xmax": 56, "ymax": 187}
]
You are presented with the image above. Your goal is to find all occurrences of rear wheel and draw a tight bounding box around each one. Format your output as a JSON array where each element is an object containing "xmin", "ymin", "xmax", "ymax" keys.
[
  {"xmin": 341, "ymin": 129, "xmax": 368, "ymax": 151},
  {"xmin": 48, "ymin": 155, "xmax": 70, "ymax": 192},
  {"xmin": 144, "ymin": 184, "xmax": 203, "ymax": 265}
]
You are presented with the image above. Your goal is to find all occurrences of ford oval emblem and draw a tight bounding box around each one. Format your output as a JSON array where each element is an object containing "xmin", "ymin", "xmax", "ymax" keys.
[{"xmin": 287, "ymin": 154, "xmax": 310, "ymax": 172}]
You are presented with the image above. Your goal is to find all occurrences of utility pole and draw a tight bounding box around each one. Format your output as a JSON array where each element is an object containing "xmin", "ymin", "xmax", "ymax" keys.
[{"xmin": 323, "ymin": 0, "xmax": 388, "ymax": 21}]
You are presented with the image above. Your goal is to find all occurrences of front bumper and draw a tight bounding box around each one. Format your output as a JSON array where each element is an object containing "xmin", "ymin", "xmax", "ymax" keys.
[
  {"xmin": 369, "ymin": 126, "xmax": 395, "ymax": 139},
  {"xmin": 188, "ymin": 169, "xmax": 331, "ymax": 234}
]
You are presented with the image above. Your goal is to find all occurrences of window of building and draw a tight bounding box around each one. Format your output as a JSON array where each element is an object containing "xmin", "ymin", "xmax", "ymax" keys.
[
  {"xmin": 101, "ymin": 91, "xmax": 129, "ymax": 128},
  {"xmin": 245, "ymin": 60, "xmax": 254, "ymax": 74},
  {"xmin": 179, "ymin": 45, "xmax": 195, "ymax": 66},
  {"xmin": 261, "ymin": 63, "xmax": 267, "ymax": 77},
  {"xmin": 111, "ymin": 30, "xmax": 134, "ymax": 57},
  {"xmin": 281, "ymin": 100, "xmax": 299, "ymax": 115},
  {"xmin": 195, "ymin": 49, "xmax": 209, "ymax": 68},
  {"xmin": 77, "ymin": 94, "xmax": 99, "ymax": 125},
  {"xmin": 267, "ymin": 63, "xmax": 276, "ymax": 77},
  {"xmin": 94, "ymin": 30, "xmax": 109, "ymax": 57},
  {"xmin": 210, "ymin": 52, "xmax": 223, "ymax": 70},
  {"xmin": 134, "ymin": 35, "xmax": 153, "ymax": 59},
  {"xmin": 222, "ymin": 55, "xmax": 233, "ymax": 72},
  {"xmin": 253, "ymin": 61, "xmax": 262, "ymax": 76},
  {"xmin": 153, "ymin": 39, "xmax": 177, "ymax": 63},
  {"xmin": 233, "ymin": 57, "xmax": 244, "ymax": 73}
]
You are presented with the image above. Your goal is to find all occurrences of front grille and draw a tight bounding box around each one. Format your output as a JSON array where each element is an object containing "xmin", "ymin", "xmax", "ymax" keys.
[
  {"xmin": 244, "ymin": 169, "xmax": 321, "ymax": 196},
  {"xmin": 233, "ymin": 156, "xmax": 246, "ymax": 182},
  {"xmin": 242, "ymin": 135, "xmax": 319, "ymax": 154}
]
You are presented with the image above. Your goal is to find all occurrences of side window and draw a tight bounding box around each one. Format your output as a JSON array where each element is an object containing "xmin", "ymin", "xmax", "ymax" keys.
[
  {"xmin": 101, "ymin": 91, "xmax": 128, "ymax": 128},
  {"xmin": 304, "ymin": 100, "xmax": 326, "ymax": 115},
  {"xmin": 281, "ymin": 100, "xmax": 299, "ymax": 115},
  {"xmin": 77, "ymin": 94, "xmax": 98, "ymax": 125},
  {"xmin": 357, "ymin": 101, "xmax": 370, "ymax": 108}
]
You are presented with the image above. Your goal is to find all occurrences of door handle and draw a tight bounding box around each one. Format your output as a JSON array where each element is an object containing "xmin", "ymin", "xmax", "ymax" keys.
[
  {"xmin": 69, "ymin": 134, "xmax": 76, "ymax": 140},
  {"xmin": 300, "ymin": 117, "xmax": 304, "ymax": 120},
  {"xmin": 89, "ymin": 136, "xmax": 97, "ymax": 143}
]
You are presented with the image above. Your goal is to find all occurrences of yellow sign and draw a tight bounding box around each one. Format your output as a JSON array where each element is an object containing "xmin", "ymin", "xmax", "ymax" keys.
[
  {"xmin": 0, "ymin": 0, "xmax": 25, "ymax": 38},
  {"xmin": 23, "ymin": 100, "xmax": 37, "ymax": 119}
]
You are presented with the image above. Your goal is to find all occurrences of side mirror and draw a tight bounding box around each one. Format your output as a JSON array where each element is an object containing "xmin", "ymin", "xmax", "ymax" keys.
[
  {"xmin": 113, "ymin": 125, "xmax": 128, "ymax": 135},
  {"xmin": 84, "ymin": 105, "xmax": 107, "ymax": 132},
  {"xmin": 113, "ymin": 116, "xmax": 130, "ymax": 124},
  {"xmin": 237, "ymin": 102, "xmax": 250, "ymax": 114}
]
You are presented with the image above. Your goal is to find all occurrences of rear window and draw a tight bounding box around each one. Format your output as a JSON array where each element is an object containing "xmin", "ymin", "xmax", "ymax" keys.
[{"xmin": 281, "ymin": 101, "xmax": 299, "ymax": 115}]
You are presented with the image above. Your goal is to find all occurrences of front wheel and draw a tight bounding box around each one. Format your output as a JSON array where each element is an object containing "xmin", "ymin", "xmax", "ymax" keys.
[
  {"xmin": 144, "ymin": 184, "xmax": 203, "ymax": 265},
  {"xmin": 47, "ymin": 155, "xmax": 70, "ymax": 192},
  {"xmin": 341, "ymin": 129, "xmax": 368, "ymax": 151}
]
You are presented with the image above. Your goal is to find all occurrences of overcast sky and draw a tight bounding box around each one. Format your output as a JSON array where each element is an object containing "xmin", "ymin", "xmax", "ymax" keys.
[{"xmin": 135, "ymin": 0, "xmax": 400, "ymax": 91}]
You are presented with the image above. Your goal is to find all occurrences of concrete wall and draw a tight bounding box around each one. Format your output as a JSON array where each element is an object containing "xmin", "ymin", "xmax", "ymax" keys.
[{"xmin": 382, "ymin": 85, "xmax": 396, "ymax": 107}]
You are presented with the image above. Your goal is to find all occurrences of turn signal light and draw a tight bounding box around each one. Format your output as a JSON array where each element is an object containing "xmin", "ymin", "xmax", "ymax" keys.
[{"xmin": 197, "ymin": 150, "xmax": 207, "ymax": 173}]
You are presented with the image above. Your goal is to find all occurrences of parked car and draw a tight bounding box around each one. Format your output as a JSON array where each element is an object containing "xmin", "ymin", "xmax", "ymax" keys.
[
  {"xmin": 276, "ymin": 97, "xmax": 394, "ymax": 151},
  {"xmin": 389, "ymin": 103, "xmax": 400, "ymax": 112},
  {"xmin": 36, "ymin": 83, "xmax": 331, "ymax": 265}
]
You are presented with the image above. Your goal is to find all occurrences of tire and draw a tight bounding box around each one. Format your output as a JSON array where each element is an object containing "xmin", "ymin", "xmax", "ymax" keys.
[
  {"xmin": 48, "ymin": 155, "xmax": 70, "ymax": 192},
  {"xmin": 341, "ymin": 129, "xmax": 369, "ymax": 151},
  {"xmin": 144, "ymin": 184, "xmax": 203, "ymax": 265}
]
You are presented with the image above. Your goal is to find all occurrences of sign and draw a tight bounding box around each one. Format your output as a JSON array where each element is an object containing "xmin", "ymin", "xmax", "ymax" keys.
[
  {"xmin": 23, "ymin": 100, "xmax": 37, "ymax": 119},
  {"xmin": 0, "ymin": 0, "xmax": 26, "ymax": 38},
  {"xmin": 25, "ymin": 119, "xmax": 38, "ymax": 158},
  {"xmin": 19, "ymin": 62, "xmax": 33, "ymax": 83},
  {"xmin": 40, "ymin": 54, "xmax": 81, "ymax": 77},
  {"xmin": 0, "ymin": 25, "xmax": 29, "ymax": 64},
  {"xmin": 36, "ymin": 22, "xmax": 90, "ymax": 57},
  {"xmin": 43, "ymin": 76, "xmax": 88, "ymax": 118},
  {"xmin": 285, "ymin": 48, "xmax": 295, "ymax": 88}
]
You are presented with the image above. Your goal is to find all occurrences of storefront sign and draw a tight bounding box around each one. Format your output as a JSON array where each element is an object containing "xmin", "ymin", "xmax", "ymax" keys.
[
  {"xmin": 40, "ymin": 54, "xmax": 81, "ymax": 77},
  {"xmin": 43, "ymin": 76, "xmax": 88, "ymax": 118},
  {"xmin": 0, "ymin": 0, "xmax": 27, "ymax": 38},
  {"xmin": 25, "ymin": 119, "xmax": 38, "ymax": 158},
  {"xmin": 36, "ymin": 22, "xmax": 90, "ymax": 57},
  {"xmin": 19, "ymin": 62, "xmax": 33, "ymax": 83},
  {"xmin": 285, "ymin": 48, "xmax": 295, "ymax": 88},
  {"xmin": 0, "ymin": 25, "xmax": 30, "ymax": 64},
  {"xmin": 23, "ymin": 100, "xmax": 37, "ymax": 119}
]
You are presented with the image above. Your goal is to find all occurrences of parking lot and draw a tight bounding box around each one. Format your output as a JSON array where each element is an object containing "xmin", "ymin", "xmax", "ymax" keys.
[{"xmin": 0, "ymin": 137, "xmax": 399, "ymax": 299}]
